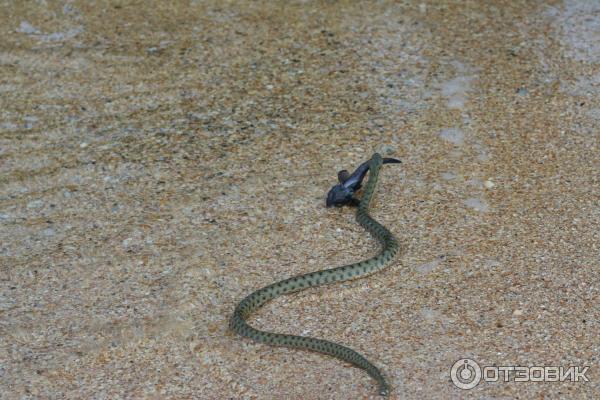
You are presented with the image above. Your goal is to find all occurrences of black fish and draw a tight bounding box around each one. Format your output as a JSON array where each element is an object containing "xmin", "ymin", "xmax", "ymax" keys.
[{"xmin": 326, "ymin": 156, "xmax": 401, "ymax": 207}]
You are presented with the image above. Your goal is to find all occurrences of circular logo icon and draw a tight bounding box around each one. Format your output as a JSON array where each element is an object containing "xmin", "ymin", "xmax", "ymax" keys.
[{"xmin": 450, "ymin": 358, "xmax": 482, "ymax": 389}]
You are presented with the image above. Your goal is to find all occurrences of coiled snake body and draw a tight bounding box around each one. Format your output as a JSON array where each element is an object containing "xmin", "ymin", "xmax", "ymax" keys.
[{"xmin": 229, "ymin": 153, "xmax": 399, "ymax": 396}]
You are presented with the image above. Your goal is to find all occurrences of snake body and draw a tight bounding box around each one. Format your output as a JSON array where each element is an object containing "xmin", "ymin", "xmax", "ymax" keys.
[{"xmin": 229, "ymin": 153, "xmax": 399, "ymax": 396}]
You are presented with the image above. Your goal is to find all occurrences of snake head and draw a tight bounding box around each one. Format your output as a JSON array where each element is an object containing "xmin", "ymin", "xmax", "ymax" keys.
[{"xmin": 326, "ymin": 156, "xmax": 401, "ymax": 207}]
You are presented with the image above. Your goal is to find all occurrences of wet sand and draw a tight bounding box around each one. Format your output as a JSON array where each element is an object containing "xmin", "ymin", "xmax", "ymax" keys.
[{"xmin": 1, "ymin": 1, "xmax": 598, "ymax": 399}]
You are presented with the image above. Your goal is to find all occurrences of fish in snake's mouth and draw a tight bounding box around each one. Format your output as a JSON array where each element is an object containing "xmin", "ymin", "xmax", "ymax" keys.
[{"xmin": 326, "ymin": 156, "xmax": 401, "ymax": 207}]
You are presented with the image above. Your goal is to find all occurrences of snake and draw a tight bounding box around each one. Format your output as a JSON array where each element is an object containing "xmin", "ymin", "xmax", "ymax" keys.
[{"xmin": 229, "ymin": 153, "xmax": 400, "ymax": 396}]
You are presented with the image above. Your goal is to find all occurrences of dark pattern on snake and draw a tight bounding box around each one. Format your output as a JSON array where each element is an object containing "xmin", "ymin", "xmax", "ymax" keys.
[{"xmin": 229, "ymin": 153, "xmax": 400, "ymax": 396}]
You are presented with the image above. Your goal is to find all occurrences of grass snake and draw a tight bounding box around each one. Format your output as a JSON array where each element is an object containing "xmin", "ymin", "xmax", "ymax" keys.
[{"xmin": 229, "ymin": 153, "xmax": 400, "ymax": 396}]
